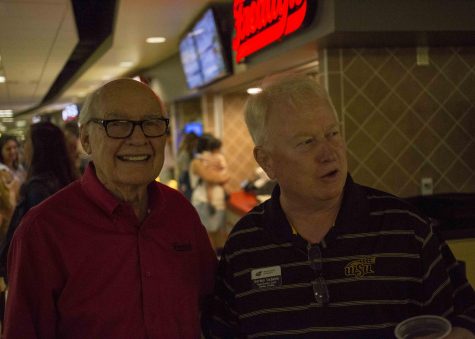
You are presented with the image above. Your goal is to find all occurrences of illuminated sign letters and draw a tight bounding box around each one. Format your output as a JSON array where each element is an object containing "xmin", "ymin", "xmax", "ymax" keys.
[{"xmin": 233, "ymin": 0, "xmax": 312, "ymax": 62}]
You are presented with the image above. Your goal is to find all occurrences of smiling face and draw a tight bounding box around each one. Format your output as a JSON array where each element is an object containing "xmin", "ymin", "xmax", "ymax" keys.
[
  {"xmin": 80, "ymin": 79, "xmax": 167, "ymax": 194},
  {"xmin": 255, "ymin": 99, "xmax": 348, "ymax": 208},
  {"xmin": 1, "ymin": 139, "xmax": 19, "ymax": 168}
]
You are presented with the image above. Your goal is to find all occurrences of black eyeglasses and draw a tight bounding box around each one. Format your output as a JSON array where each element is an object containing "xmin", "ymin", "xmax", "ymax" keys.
[
  {"xmin": 89, "ymin": 118, "xmax": 169, "ymax": 139},
  {"xmin": 308, "ymin": 244, "xmax": 330, "ymax": 306}
]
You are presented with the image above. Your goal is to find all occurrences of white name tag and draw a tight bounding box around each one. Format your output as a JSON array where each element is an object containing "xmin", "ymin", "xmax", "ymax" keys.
[{"xmin": 251, "ymin": 266, "xmax": 282, "ymax": 289}]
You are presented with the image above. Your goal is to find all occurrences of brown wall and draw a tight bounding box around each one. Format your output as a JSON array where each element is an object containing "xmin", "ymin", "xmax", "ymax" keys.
[
  {"xmin": 221, "ymin": 93, "xmax": 257, "ymax": 193},
  {"xmin": 325, "ymin": 46, "xmax": 475, "ymax": 196},
  {"xmin": 192, "ymin": 93, "xmax": 256, "ymax": 193},
  {"xmin": 183, "ymin": 46, "xmax": 475, "ymax": 197}
]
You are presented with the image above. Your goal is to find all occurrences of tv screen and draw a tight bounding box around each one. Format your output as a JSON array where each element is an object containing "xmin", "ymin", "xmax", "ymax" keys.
[
  {"xmin": 179, "ymin": 6, "xmax": 232, "ymax": 89},
  {"xmin": 62, "ymin": 104, "xmax": 79, "ymax": 121},
  {"xmin": 183, "ymin": 121, "xmax": 203, "ymax": 136}
]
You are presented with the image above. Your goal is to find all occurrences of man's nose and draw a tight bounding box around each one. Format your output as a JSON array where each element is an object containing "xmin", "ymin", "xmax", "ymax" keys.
[
  {"xmin": 315, "ymin": 138, "xmax": 336, "ymax": 162},
  {"xmin": 128, "ymin": 123, "xmax": 148, "ymax": 141}
]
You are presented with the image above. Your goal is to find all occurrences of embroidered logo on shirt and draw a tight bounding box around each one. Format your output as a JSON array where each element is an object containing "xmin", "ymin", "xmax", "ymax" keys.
[
  {"xmin": 251, "ymin": 266, "xmax": 282, "ymax": 289},
  {"xmin": 344, "ymin": 256, "xmax": 376, "ymax": 278},
  {"xmin": 173, "ymin": 242, "xmax": 192, "ymax": 252}
]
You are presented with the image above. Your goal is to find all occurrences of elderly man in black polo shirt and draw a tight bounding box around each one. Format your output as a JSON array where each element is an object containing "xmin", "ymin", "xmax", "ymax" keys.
[{"xmin": 205, "ymin": 74, "xmax": 475, "ymax": 338}]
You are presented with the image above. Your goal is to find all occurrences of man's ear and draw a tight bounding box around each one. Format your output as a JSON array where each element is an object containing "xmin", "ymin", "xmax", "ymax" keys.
[
  {"xmin": 253, "ymin": 146, "xmax": 275, "ymax": 180},
  {"xmin": 79, "ymin": 125, "xmax": 92, "ymax": 155}
]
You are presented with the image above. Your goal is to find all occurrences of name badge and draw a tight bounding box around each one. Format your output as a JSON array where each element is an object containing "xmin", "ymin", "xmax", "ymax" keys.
[{"xmin": 251, "ymin": 266, "xmax": 282, "ymax": 289}]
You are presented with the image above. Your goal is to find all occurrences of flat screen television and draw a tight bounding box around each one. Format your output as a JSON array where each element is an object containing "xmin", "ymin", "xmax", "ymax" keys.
[
  {"xmin": 179, "ymin": 5, "xmax": 232, "ymax": 89},
  {"xmin": 183, "ymin": 121, "xmax": 204, "ymax": 136},
  {"xmin": 62, "ymin": 104, "xmax": 79, "ymax": 121}
]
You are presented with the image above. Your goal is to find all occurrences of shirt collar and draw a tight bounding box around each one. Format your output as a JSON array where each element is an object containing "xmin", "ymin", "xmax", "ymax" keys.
[
  {"xmin": 333, "ymin": 174, "xmax": 371, "ymax": 233},
  {"xmin": 263, "ymin": 184, "xmax": 298, "ymax": 245},
  {"xmin": 80, "ymin": 162, "xmax": 162, "ymax": 217},
  {"xmin": 263, "ymin": 174, "xmax": 371, "ymax": 246},
  {"xmin": 325, "ymin": 174, "xmax": 371, "ymax": 245}
]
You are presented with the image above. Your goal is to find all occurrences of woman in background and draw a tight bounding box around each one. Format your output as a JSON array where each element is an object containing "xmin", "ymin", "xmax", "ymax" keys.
[
  {"xmin": 0, "ymin": 172, "xmax": 13, "ymax": 242},
  {"xmin": 0, "ymin": 135, "xmax": 26, "ymax": 182},
  {"xmin": 0, "ymin": 122, "xmax": 77, "ymax": 328},
  {"xmin": 0, "ymin": 122, "xmax": 77, "ymax": 282},
  {"xmin": 190, "ymin": 134, "xmax": 229, "ymax": 250},
  {"xmin": 63, "ymin": 120, "xmax": 90, "ymax": 176},
  {"xmin": 177, "ymin": 132, "xmax": 198, "ymax": 200},
  {"xmin": 0, "ymin": 135, "xmax": 26, "ymax": 204}
]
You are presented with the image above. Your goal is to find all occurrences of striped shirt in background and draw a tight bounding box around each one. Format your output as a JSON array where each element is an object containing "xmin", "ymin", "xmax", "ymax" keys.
[{"xmin": 205, "ymin": 175, "xmax": 475, "ymax": 338}]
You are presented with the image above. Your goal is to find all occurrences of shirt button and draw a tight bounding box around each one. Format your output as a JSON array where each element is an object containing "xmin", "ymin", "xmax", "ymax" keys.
[{"xmin": 145, "ymin": 271, "xmax": 152, "ymax": 278}]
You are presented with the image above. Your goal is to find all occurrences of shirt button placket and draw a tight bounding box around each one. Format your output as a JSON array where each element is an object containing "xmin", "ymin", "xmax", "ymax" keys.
[{"xmin": 138, "ymin": 229, "xmax": 154, "ymax": 334}]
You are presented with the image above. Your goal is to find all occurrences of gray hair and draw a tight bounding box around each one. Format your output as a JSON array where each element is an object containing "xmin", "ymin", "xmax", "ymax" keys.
[
  {"xmin": 78, "ymin": 89, "xmax": 101, "ymax": 126},
  {"xmin": 244, "ymin": 73, "xmax": 338, "ymax": 146}
]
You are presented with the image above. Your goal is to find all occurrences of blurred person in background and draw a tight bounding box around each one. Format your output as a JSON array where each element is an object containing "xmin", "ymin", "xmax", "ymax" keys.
[
  {"xmin": 63, "ymin": 120, "xmax": 90, "ymax": 175},
  {"xmin": 3, "ymin": 78, "xmax": 216, "ymax": 338},
  {"xmin": 0, "ymin": 164, "xmax": 20, "ymax": 224},
  {"xmin": 0, "ymin": 135, "xmax": 26, "ymax": 181},
  {"xmin": 205, "ymin": 73, "xmax": 475, "ymax": 338},
  {"xmin": 0, "ymin": 121, "xmax": 77, "ymax": 330},
  {"xmin": 177, "ymin": 132, "xmax": 198, "ymax": 200},
  {"xmin": 159, "ymin": 133, "xmax": 176, "ymax": 186},
  {"xmin": 0, "ymin": 172, "xmax": 12, "ymax": 318},
  {"xmin": 0, "ymin": 171, "xmax": 13, "ymax": 242},
  {"xmin": 0, "ymin": 135, "xmax": 26, "ymax": 203},
  {"xmin": 0, "ymin": 121, "xmax": 77, "ymax": 280},
  {"xmin": 190, "ymin": 134, "xmax": 229, "ymax": 250}
]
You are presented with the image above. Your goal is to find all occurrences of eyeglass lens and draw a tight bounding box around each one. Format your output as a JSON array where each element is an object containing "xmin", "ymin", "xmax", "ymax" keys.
[
  {"xmin": 107, "ymin": 119, "xmax": 167, "ymax": 138},
  {"xmin": 308, "ymin": 244, "xmax": 330, "ymax": 305}
]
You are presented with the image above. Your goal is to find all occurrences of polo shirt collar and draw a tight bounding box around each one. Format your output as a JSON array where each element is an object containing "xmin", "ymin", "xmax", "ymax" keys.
[
  {"xmin": 263, "ymin": 174, "xmax": 371, "ymax": 246},
  {"xmin": 80, "ymin": 162, "xmax": 162, "ymax": 217},
  {"xmin": 325, "ymin": 174, "xmax": 371, "ymax": 246},
  {"xmin": 264, "ymin": 184, "xmax": 294, "ymax": 244},
  {"xmin": 333, "ymin": 175, "xmax": 371, "ymax": 233}
]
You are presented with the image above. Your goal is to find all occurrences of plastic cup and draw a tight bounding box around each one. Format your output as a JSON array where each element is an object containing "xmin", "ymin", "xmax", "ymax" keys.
[{"xmin": 394, "ymin": 315, "xmax": 452, "ymax": 339}]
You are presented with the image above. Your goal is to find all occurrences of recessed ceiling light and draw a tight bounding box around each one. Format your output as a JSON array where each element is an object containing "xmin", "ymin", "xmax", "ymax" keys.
[
  {"xmin": 247, "ymin": 87, "xmax": 262, "ymax": 95},
  {"xmin": 0, "ymin": 76, "xmax": 6, "ymax": 83},
  {"xmin": 0, "ymin": 110, "xmax": 13, "ymax": 117},
  {"xmin": 146, "ymin": 36, "xmax": 166, "ymax": 44},
  {"xmin": 119, "ymin": 61, "xmax": 134, "ymax": 68}
]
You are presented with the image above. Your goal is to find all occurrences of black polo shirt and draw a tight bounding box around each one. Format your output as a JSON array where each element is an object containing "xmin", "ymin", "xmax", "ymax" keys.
[{"xmin": 207, "ymin": 175, "xmax": 475, "ymax": 338}]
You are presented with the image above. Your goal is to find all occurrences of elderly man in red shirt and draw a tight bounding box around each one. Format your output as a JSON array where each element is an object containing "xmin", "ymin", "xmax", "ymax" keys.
[{"xmin": 4, "ymin": 79, "xmax": 217, "ymax": 338}]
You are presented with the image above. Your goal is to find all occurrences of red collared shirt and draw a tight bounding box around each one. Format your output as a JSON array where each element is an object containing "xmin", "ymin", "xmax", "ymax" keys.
[{"xmin": 5, "ymin": 164, "xmax": 217, "ymax": 339}]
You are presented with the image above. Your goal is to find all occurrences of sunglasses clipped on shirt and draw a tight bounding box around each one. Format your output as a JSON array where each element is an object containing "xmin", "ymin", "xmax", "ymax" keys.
[
  {"xmin": 307, "ymin": 243, "xmax": 330, "ymax": 306},
  {"xmin": 90, "ymin": 117, "xmax": 170, "ymax": 139}
]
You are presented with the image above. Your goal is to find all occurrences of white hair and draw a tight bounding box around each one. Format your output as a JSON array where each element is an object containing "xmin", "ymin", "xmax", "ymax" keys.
[{"xmin": 244, "ymin": 73, "xmax": 338, "ymax": 146}]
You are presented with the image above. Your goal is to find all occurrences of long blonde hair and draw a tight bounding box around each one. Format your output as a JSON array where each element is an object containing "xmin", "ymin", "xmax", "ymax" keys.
[{"xmin": 0, "ymin": 172, "xmax": 13, "ymax": 240}]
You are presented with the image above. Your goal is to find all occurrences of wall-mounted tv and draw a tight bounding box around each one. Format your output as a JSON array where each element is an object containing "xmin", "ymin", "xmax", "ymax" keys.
[
  {"xmin": 183, "ymin": 121, "xmax": 204, "ymax": 136},
  {"xmin": 179, "ymin": 4, "xmax": 232, "ymax": 89},
  {"xmin": 62, "ymin": 104, "xmax": 79, "ymax": 121}
]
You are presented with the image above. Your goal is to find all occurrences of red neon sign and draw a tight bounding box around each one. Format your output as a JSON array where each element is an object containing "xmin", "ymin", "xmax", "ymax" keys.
[{"xmin": 233, "ymin": 0, "xmax": 309, "ymax": 62}]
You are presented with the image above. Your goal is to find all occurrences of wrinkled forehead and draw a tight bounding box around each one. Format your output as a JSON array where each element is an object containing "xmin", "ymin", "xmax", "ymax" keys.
[
  {"xmin": 268, "ymin": 95, "xmax": 338, "ymax": 122},
  {"xmin": 94, "ymin": 79, "xmax": 164, "ymax": 117}
]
